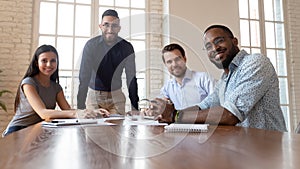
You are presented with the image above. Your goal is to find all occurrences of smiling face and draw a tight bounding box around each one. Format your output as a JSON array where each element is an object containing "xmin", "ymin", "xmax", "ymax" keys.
[
  {"xmin": 163, "ymin": 49, "xmax": 187, "ymax": 79},
  {"xmin": 99, "ymin": 16, "xmax": 121, "ymax": 46},
  {"xmin": 203, "ymin": 28, "xmax": 239, "ymax": 70},
  {"xmin": 37, "ymin": 51, "xmax": 58, "ymax": 77}
]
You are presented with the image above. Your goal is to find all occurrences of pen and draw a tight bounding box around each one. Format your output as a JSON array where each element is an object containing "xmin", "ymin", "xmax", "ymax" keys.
[{"xmin": 51, "ymin": 120, "xmax": 65, "ymax": 123}]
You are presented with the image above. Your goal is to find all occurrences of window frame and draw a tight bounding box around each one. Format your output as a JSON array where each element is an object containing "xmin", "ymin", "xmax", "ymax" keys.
[
  {"xmin": 238, "ymin": 0, "xmax": 291, "ymax": 130},
  {"xmin": 33, "ymin": 0, "xmax": 149, "ymax": 110}
]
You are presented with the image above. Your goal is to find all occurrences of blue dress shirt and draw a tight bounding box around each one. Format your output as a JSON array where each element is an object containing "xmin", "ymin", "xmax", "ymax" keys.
[{"xmin": 161, "ymin": 69, "xmax": 216, "ymax": 110}]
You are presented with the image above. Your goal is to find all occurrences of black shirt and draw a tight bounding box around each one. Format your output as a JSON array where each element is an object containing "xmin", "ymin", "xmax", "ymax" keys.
[{"xmin": 77, "ymin": 35, "xmax": 139, "ymax": 110}]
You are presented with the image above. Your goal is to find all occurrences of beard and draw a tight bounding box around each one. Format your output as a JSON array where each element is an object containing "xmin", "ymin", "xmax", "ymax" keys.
[
  {"xmin": 171, "ymin": 66, "xmax": 186, "ymax": 78},
  {"xmin": 210, "ymin": 46, "xmax": 239, "ymax": 69},
  {"xmin": 103, "ymin": 33, "xmax": 118, "ymax": 45},
  {"xmin": 210, "ymin": 55, "xmax": 234, "ymax": 69}
]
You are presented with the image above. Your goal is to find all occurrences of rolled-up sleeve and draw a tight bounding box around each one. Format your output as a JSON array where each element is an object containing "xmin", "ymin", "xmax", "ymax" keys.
[{"xmin": 198, "ymin": 79, "xmax": 221, "ymax": 109}]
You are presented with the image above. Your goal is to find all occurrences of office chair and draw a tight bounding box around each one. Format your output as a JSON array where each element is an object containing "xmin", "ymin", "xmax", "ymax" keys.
[{"xmin": 295, "ymin": 122, "xmax": 300, "ymax": 134}]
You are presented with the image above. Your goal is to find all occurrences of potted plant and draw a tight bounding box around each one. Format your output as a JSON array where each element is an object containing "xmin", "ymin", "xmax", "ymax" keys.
[{"xmin": 0, "ymin": 70, "xmax": 12, "ymax": 112}]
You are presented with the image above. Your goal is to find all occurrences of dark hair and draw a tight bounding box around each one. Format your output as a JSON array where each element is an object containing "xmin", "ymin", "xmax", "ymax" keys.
[
  {"xmin": 102, "ymin": 9, "xmax": 119, "ymax": 19},
  {"xmin": 204, "ymin": 25, "xmax": 234, "ymax": 38},
  {"xmin": 162, "ymin": 43, "xmax": 186, "ymax": 63},
  {"xmin": 14, "ymin": 44, "xmax": 60, "ymax": 112}
]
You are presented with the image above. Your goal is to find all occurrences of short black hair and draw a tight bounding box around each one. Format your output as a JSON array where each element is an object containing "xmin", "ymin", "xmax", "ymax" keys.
[
  {"xmin": 204, "ymin": 25, "xmax": 234, "ymax": 38},
  {"xmin": 102, "ymin": 9, "xmax": 119, "ymax": 19},
  {"xmin": 162, "ymin": 43, "xmax": 186, "ymax": 63}
]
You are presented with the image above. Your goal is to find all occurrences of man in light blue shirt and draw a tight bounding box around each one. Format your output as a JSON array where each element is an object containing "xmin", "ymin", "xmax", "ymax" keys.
[
  {"xmin": 160, "ymin": 43, "xmax": 216, "ymax": 110},
  {"xmin": 153, "ymin": 25, "xmax": 286, "ymax": 132}
]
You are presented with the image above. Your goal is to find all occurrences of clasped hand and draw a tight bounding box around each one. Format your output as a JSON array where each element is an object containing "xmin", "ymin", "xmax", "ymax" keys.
[{"xmin": 145, "ymin": 98, "xmax": 175, "ymax": 123}]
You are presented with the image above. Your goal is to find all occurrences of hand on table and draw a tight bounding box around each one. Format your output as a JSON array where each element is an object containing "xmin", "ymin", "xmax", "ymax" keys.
[
  {"xmin": 77, "ymin": 108, "xmax": 110, "ymax": 119},
  {"xmin": 145, "ymin": 98, "xmax": 175, "ymax": 124}
]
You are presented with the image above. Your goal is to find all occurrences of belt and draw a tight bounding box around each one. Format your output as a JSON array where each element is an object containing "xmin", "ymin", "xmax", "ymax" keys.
[{"xmin": 89, "ymin": 87, "xmax": 122, "ymax": 94}]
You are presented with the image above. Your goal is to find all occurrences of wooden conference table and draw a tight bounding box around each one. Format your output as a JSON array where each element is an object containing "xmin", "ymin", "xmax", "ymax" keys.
[{"xmin": 0, "ymin": 119, "xmax": 300, "ymax": 169}]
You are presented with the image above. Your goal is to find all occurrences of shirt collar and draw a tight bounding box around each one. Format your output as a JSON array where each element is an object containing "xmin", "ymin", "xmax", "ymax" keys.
[
  {"xmin": 99, "ymin": 35, "xmax": 122, "ymax": 46},
  {"xmin": 99, "ymin": 35, "xmax": 105, "ymax": 43},
  {"xmin": 184, "ymin": 68, "xmax": 193, "ymax": 80},
  {"xmin": 221, "ymin": 49, "xmax": 249, "ymax": 79},
  {"xmin": 229, "ymin": 49, "xmax": 249, "ymax": 72}
]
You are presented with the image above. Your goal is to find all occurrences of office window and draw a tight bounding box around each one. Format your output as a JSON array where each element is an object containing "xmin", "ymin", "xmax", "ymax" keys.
[
  {"xmin": 239, "ymin": 0, "xmax": 290, "ymax": 130},
  {"xmin": 36, "ymin": 0, "xmax": 148, "ymax": 110}
]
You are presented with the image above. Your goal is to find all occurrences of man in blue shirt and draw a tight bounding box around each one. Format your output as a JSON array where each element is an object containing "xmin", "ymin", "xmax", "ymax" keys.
[
  {"xmin": 159, "ymin": 43, "xmax": 216, "ymax": 110},
  {"xmin": 152, "ymin": 25, "xmax": 286, "ymax": 132},
  {"xmin": 77, "ymin": 9, "xmax": 139, "ymax": 114}
]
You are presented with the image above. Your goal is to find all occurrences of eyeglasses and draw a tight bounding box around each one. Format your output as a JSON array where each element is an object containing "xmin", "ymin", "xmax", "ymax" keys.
[
  {"xmin": 203, "ymin": 36, "xmax": 232, "ymax": 52},
  {"xmin": 101, "ymin": 23, "xmax": 120, "ymax": 29}
]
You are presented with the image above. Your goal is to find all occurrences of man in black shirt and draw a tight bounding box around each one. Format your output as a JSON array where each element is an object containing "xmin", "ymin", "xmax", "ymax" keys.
[{"xmin": 77, "ymin": 9, "xmax": 139, "ymax": 114}]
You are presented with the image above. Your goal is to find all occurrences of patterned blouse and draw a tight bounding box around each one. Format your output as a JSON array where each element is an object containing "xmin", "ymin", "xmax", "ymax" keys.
[{"xmin": 199, "ymin": 50, "xmax": 287, "ymax": 132}]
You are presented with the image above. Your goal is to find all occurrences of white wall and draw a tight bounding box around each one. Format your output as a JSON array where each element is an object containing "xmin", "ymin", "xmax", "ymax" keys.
[{"xmin": 167, "ymin": 0, "xmax": 240, "ymax": 79}]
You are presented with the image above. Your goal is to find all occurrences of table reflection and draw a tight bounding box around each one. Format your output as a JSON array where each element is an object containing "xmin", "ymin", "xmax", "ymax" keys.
[{"xmin": 84, "ymin": 125, "xmax": 190, "ymax": 158}]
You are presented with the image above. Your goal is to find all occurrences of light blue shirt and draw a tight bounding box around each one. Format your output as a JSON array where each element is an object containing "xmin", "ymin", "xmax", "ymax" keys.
[
  {"xmin": 161, "ymin": 69, "xmax": 216, "ymax": 110},
  {"xmin": 199, "ymin": 50, "xmax": 287, "ymax": 132}
]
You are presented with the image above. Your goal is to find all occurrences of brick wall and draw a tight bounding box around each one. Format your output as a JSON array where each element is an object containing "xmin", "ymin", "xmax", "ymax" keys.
[
  {"xmin": 0, "ymin": 0, "xmax": 33, "ymax": 132},
  {"xmin": 147, "ymin": 0, "xmax": 165, "ymax": 98},
  {"xmin": 0, "ymin": 0, "xmax": 165, "ymax": 132},
  {"xmin": 286, "ymin": 0, "xmax": 300, "ymax": 131}
]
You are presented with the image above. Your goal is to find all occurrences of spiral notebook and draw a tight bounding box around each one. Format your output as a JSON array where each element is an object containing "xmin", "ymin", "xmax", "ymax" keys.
[{"xmin": 164, "ymin": 124, "xmax": 209, "ymax": 132}]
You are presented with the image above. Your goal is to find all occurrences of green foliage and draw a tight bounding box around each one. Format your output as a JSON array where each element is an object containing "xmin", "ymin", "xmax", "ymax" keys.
[{"xmin": 0, "ymin": 70, "xmax": 12, "ymax": 112}]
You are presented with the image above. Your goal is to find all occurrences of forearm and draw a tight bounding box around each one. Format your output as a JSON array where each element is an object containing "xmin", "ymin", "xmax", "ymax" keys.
[
  {"xmin": 37, "ymin": 109, "xmax": 76, "ymax": 120},
  {"xmin": 78, "ymin": 51, "xmax": 93, "ymax": 109},
  {"xmin": 77, "ymin": 89, "xmax": 87, "ymax": 109},
  {"xmin": 180, "ymin": 106, "xmax": 240, "ymax": 125},
  {"xmin": 128, "ymin": 77, "xmax": 139, "ymax": 110}
]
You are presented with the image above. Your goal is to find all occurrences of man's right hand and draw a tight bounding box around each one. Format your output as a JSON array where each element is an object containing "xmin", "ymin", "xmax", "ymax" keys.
[
  {"xmin": 146, "ymin": 98, "xmax": 175, "ymax": 124},
  {"xmin": 77, "ymin": 108, "xmax": 110, "ymax": 119}
]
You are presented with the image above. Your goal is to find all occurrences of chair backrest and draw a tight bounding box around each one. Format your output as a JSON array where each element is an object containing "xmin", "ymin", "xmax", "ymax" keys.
[{"xmin": 295, "ymin": 122, "xmax": 300, "ymax": 134}]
